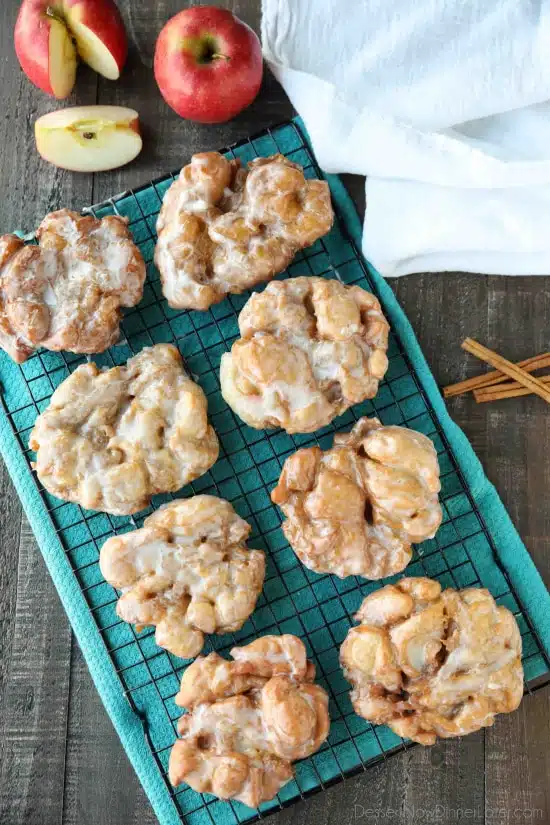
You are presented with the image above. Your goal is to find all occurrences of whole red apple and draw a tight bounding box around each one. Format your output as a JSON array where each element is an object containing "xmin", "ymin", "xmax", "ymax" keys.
[
  {"xmin": 15, "ymin": 0, "xmax": 127, "ymax": 99},
  {"xmin": 154, "ymin": 6, "xmax": 263, "ymax": 124}
]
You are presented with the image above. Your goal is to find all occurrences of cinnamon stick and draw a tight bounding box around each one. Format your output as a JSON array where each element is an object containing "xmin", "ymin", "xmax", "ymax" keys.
[
  {"xmin": 474, "ymin": 374, "xmax": 550, "ymax": 403},
  {"xmin": 443, "ymin": 352, "xmax": 550, "ymax": 398},
  {"xmin": 461, "ymin": 339, "xmax": 550, "ymax": 405}
]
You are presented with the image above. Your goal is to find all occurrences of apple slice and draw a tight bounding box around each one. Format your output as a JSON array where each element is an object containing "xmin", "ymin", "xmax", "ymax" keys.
[
  {"xmin": 64, "ymin": 0, "xmax": 127, "ymax": 80},
  {"xmin": 35, "ymin": 106, "xmax": 142, "ymax": 172},
  {"xmin": 48, "ymin": 16, "xmax": 78, "ymax": 98},
  {"xmin": 69, "ymin": 17, "xmax": 120, "ymax": 80}
]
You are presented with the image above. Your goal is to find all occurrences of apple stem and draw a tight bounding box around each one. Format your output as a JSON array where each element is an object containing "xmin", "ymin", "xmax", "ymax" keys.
[
  {"xmin": 211, "ymin": 53, "xmax": 231, "ymax": 61},
  {"xmin": 45, "ymin": 5, "xmax": 64, "ymax": 24}
]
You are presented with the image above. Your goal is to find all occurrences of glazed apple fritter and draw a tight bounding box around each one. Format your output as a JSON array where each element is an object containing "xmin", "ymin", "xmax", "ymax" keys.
[
  {"xmin": 0, "ymin": 209, "xmax": 145, "ymax": 363},
  {"xmin": 169, "ymin": 635, "xmax": 330, "ymax": 807},
  {"xmin": 100, "ymin": 496, "xmax": 265, "ymax": 658},
  {"xmin": 155, "ymin": 152, "xmax": 333, "ymax": 310},
  {"xmin": 271, "ymin": 416, "xmax": 442, "ymax": 579},
  {"xmin": 29, "ymin": 344, "xmax": 219, "ymax": 515},
  {"xmin": 340, "ymin": 577, "xmax": 523, "ymax": 744},
  {"xmin": 221, "ymin": 277, "xmax": 389, "ymax": 433}
]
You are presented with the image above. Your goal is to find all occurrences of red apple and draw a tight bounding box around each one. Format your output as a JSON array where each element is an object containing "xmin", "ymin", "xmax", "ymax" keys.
[
  {"xmin": 15, "ymin": 0, "xmax": 128, "ymax": 99},
  {"xmin": 154, "ymin": 6, "xmax": 263, "ymax": 124}
]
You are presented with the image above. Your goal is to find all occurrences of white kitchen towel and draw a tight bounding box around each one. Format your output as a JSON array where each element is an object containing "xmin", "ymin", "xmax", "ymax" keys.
[{"xmin": 261, "ymin": 0, "xmax": 550, "ymax": 276}]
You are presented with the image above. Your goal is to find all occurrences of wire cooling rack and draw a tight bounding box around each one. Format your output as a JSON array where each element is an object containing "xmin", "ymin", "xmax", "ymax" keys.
[{"xmin": 1, "ymin": 120, "xmax": 549, "ymax": 825}]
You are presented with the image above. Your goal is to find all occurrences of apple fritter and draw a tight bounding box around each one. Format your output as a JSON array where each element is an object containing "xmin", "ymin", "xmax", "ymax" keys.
[
  {"xmin": 155, "ymin": 152, "xmax": 334, "ymax": 310},
  {"xmin": 29, "ymin": 344, "xmax": 219, "ymax": 515},
  {"xmin": 100, "ymin": 496, "xmax": 265, "ymax": 659},
  {"xmin": 271, "ymin": 416, "xmax": 442, "ymax": 579},
  {"xmin": 169, "ymin": 635, "xmax": 330, "ymax": 807},
  {"xmin": 340, "ymin": 577, "xmax": 524, "ymax": 744},
  {"xmin": 0, "ymin": 209, "xmax": 145, "ymax": 363},
  {"xmin": 220, "ymin": 277, "xmax": 389, "ymax": 433}
]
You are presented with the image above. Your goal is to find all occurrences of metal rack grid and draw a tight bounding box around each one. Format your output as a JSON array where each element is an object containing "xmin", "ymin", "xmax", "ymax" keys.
[{"xmin": 1, "ymin": 119, "xmax": 548, "ymax": 825}]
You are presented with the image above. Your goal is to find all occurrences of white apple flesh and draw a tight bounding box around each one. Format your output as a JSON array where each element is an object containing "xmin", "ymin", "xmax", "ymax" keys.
[
  {"xmin": 35, "ymin": 106, "xmax": 142, "ymax": 172},
  {"xmin": 48, "ymin": 16, "xmax": 78, "ymax": 98}
]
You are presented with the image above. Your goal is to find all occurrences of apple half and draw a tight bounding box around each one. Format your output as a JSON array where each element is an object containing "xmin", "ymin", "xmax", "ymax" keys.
[
  {"xmin": 15, "ymin": 0, "xmax": 128, "ymax": 99},
  {"xmin": 35, "ymin": 106, "xmax": 142, "ymax": 172}
]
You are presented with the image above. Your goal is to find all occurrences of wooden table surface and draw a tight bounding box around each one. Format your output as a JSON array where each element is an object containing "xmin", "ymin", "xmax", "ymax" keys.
[{"xmin": 1, "ymin": 2, "xmax": 549, "ymax": 823}]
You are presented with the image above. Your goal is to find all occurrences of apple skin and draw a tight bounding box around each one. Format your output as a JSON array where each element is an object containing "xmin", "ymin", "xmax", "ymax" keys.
[
  {"xmin": 154, "ymin": 6, "xmax": 263, "ymax": 124},
  {"xmin": 62, "ymin": 0, "xmax": 128, "ymax": 79},
  {"xmin": 35, "ymin": 105, "xmax": 142, "ymax": 172},
  {"xmin": 15, "ymin": 0, "xmax": 128, "ymax": 99}
]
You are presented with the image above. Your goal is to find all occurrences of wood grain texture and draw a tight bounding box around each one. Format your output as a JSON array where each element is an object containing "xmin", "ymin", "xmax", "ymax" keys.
[
  {"xmin": 485, "ymin": 689, "xmax": 550, "ymax": 825},
  {"xmin": 0, "ymin": 519, "xmax": 72, "ymax": 825},
  {"xmin": 62, "ymin": 640, "xmax": 158, "ymax": 825},
  {"xmin": 0, "ymin": 0, "xmax": 548, "ymax": 824}
]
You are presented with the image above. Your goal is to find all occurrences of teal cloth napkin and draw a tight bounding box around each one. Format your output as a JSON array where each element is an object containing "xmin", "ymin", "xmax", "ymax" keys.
[{"xmin": 0, "ymin": 117, "xmax": 547, "ymax": 825}]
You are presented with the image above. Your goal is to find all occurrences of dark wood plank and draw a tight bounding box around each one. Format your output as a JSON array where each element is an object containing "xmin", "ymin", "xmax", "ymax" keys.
[
  {"xmin": 0, "ymin": 463, "xmax": 24, "ymax": 725},
  {"xmin": 483, "ymin": 275, "xmax": 550, "ymax": 589},
  {"xmin": 265, "ymin": 734, "xmax": 485, "ymax": 825},
  {"xmin": 0, "ymin": 438, "xmax": 24, "ymax": 821},
  {"xmin": 485, "ymin": 689, "xmax": 550, "ymax": 825},
  {"xmin": 62, "ymin": 640, "xmax": 157, "ymax": 825},
  {"xmin": 0, "ymin": 518, "xmax": 72, "ymax": 825}
]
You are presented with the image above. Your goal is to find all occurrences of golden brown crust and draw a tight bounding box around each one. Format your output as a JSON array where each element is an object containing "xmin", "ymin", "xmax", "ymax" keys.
[
  {"xmin": 169, "ymin": 635, "xmax": 330, "ymax": 807},
  {"xmin": 100, "ymin": 496, "xmax": 265, "ymax": 659},
  {"xmin": 29, "ymin": 344, "xmax": 219, "ymax": 515},
  {"xmin": 0, "ymin": 209, "xmax": 145, "ymax": 363},
  {"xmin": 271, "ymin": 416, "xmax": 442, "ymax": 579},
  {"xmin": 220, "ymin": 277, "xmax": 389, "ymax": 433},
  {"xmin": 340, "ymin": 577, "xmax": 524, "ymax": 745},
  {"xmin": 154, "ymin": 153, "xmax": 334, "ymax": 311}
]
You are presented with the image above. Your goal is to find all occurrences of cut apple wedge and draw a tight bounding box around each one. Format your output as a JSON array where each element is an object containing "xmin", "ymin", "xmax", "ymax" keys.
[
  {"xmin": 35, "ymin": 106, "xmax": 142, "ymax": 172},
  {"xmin": 69, "ymin": 17, "xmax": 121, "ymax": 80}
]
